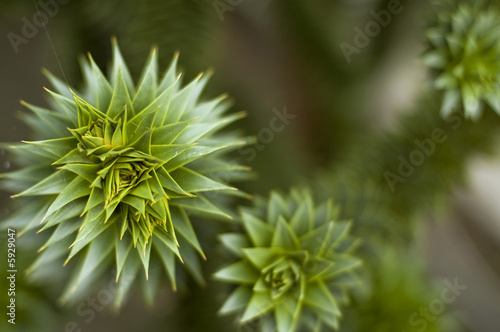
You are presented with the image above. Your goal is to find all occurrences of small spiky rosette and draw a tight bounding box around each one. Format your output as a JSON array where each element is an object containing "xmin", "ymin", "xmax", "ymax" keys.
[
  {"xmin": 214, "ymin": 189, "xmax": 362, "ymax": 332},
  {"xmin": 423, "ymin": 0, "xmax": 500, "ymax": 119},
  {"xmin": 0, "ymin": 39, "xmax": 250, "ymax": 306}
]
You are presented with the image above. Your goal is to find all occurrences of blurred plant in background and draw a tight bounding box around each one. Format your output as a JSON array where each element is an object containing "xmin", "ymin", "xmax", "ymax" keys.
[
  {"xmin": 1, "ymin": 0, "xmax": 500, "ymax": 331},
  {"xmin": 424, "ymin": 0, "xmax": 500, "ymax": 119},
  {"xmin": 341, "ymin": 248, "xmax": 460, "ymax": 332}
]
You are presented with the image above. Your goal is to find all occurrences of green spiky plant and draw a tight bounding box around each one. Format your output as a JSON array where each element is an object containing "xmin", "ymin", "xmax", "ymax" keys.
[
  {"xmin": 424, "ymin": 0, "xmax": 500, "ymax": 119},
  {"xmin": 0, "ymin": 38, "xmax": 251, "ymax": 306},
  {"xmin": 3, "ymin": 1, "xmax": 500, "ymax": 331},
  {"xmin": 214, "ymin": 188, "xmax": 362, "ymax": 332}
]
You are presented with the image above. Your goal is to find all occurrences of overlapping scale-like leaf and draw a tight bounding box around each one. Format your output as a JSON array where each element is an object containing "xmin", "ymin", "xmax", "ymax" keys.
[{"xmin": 215, "ymin": 188, "xmax": 362, "ymax": 332}]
